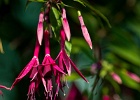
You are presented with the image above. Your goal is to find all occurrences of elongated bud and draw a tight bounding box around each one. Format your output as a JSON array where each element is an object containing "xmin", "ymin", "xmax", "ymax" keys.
[
  {"xmin": 37, "ymin": 12, "xmax": 44, "ymax": 45},
  {"xmin": 62, "ymin": 8, "xmax": 71, "ymax": 41},
  {"xmin": 78, "ymin": 11, "xmax": 93, "ymax": 49}
]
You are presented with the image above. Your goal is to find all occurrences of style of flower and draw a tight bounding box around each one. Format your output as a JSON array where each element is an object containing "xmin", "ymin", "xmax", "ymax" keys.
[
  {"xmin": 55, "ymin": 28, "xmax": 88, "ymax": 84},
  {"xmin": 62, "ymin": 8, "xmax": 71, "ymax": 41},
  {"xmin": 78, "ymin": 11, "xmax": 93, "ymax": 49}
]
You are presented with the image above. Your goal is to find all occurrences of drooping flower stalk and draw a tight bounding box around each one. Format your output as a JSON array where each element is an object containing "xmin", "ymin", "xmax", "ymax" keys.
[
  {"xmin": 62, "ymin": 8, "xmax": 71, "ymax": 41},
  {"xmin": 78, "ymin": 11, "xmax": 93, "ymax": 49}
]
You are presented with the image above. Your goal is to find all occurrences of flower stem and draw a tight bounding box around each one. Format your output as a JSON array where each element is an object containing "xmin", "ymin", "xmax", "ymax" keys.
[
  {"xmin": 60, "ymin": 28, "xmax": 66, "ymax": 49},
  {"xmin": 44, "ymin": 30, "xmax": 50, "ymax": 54},
  {"xmin": 34, "ymin": 37, "xmax": 40, "ymax": 57}
]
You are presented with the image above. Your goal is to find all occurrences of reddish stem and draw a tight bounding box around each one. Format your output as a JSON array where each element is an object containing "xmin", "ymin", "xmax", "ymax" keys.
[
  {"xmin": 34, "ymin": 37, "xmax": 40, "ymax": 57},
  {"xmin": 44, "ymin": 30, "xmax": 50, "ymax": 54}
]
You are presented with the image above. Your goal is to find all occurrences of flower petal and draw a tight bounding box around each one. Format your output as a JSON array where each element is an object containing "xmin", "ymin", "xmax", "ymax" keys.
[
  {"xmin": 0, "ymin": 85, "xmax": 11, "ymax": 90},
  {"xmin": 53, "ymin": 64, "xmax": 66, "ymax": 75},
  {"xmin": 62, "ymin": 51, "xmax": 71, "ymax": 76},
  {"xmin": 11, "ymin": 57, "xmax": 38, "ymax": 89},
  {"xmin": 69, "ymin": 57, "xmax": 88, "ymax": 82}
]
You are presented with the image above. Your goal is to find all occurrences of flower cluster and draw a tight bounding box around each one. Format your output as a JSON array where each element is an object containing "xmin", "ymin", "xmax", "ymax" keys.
[{"xmin": 0, "ymin": 1, "xmax": 93, "ymax": 100}]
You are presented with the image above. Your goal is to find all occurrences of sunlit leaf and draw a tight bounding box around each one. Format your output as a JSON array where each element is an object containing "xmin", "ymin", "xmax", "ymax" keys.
[
  {"xmin": 110, "ymin": 45, "xmax": 140, "ymax": 67},
  {"xmin": 74, "ymin": 0, "xmax": 85, "ymax": 7},
  {"xmin": 50, "ymin": 6, "xmax": 61, "ymax": 38},
  {"xmin": 119, "ymin": 70, "xmax": 140, "ymax": 91},
  {"xmin": 80, "ymin": 0, "xmax": 111, "ymax": 28},
  {"xmin": 65, "ymin": 41, "xmax": 72, "ymax": 56}
]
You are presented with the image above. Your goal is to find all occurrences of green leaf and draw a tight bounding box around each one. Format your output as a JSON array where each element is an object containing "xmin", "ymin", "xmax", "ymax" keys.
[
  {"xmin": 65, "ymin": 41, "xmax": 72, "ymax": 56},
  {"xmin": 110, "ymin": 45, "xmax": 140, "ymax": 67},
  {"xmin": 119, "ymin": 70, "xmax": 140, "ymax": 91},
  {"xmin": 106, "ymin": 75, "xmax": 120, "ymax": 93},
  {"xmin": 71, "ymin": 38, "xmax": 94, "ymax": 61},
  {"xmin": 80, "ymin": 0, "xmax": 111, "ymax": 28},
  {"xmin": 74, "ymin": 0, "xmax": 86, "ymax": 7},
  {"xmin": 50, "ymin": 6, "xmax": 62, "ymax": 38}
]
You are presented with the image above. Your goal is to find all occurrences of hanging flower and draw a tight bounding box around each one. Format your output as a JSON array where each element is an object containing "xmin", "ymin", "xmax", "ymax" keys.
[
  {"xmin": 0, "ymin": 36, "xmax": 40, "ymax": 100},
  {"xmin": 55, "ymin": 28, "xmax": 88, "ymax": 87},
  {"xmin": 38, "ymin": 30, "xmax": 65, "ymax": 100}
]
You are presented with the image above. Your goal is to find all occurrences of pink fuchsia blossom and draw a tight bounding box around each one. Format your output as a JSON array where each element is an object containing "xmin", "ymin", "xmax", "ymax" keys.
[
  {"xmin": 38, "ymin": 30, "xmax": 65, "ymax": 100},
  {"xmin": 0, "ymin": 37, "xmax": 40, "ymax": 97},
  {"xmin": 110, "ymin": 72, "xmax": 122, "ymax": 84},
  {"xmin": 55, "ymin": 28, "xmax": 88, "ymax": 82},
  {"xmin": 37, "ymin": 12, "xmax": 44, "ymax": 45},
  {"xmin": 78, "ymin": 11, "xmax": 93, "ymax": 49},
  {"xmin": 62, "ymin": 8, "xmax": 71, "ymax": 41},
  {"xmin": 127, "ymin": 72, "xmax": 140, "ymax": 83}
]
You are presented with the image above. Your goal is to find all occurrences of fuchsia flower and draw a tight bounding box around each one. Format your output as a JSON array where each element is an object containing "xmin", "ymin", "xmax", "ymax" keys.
[
  {"xmin": 55, "ymin": 28, "xmax": 88, "ymax": 85},
  {"xmin": 110, "ymin": 72, "xmax": 122, "ymax": 84},
  {"xmin": 78, "ymin": 11, "xmax": 93, "ymax": 49},
  {"xmin": 62, "ymin": 8, "xmax": 71, "ymax": 41},
  {"xmin": 37, "ymin": 30, "xmax": 65, "ymax": 100},
  {"xmin": 37, "ymin": 12, "xmax": 44, "ymax": 45},
  {"xmin": 0, "ymin": 36, "xmax": 40, "ymax": 100}
]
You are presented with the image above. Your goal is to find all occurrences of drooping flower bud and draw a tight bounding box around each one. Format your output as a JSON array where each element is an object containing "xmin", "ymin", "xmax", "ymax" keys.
[
  {"xmin": 62, "ymin": 8, "xmax": 71, "ymax": 41},
  {"xmin": 78, "ymin": 11, "xmax": 93, "ymax": 49},
  {"xmin": 37, "ymin": 12, "xmax": 44, "ymax": 45}
]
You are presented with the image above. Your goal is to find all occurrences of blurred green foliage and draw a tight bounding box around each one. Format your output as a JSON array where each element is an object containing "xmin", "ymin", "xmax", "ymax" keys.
[{"xmin": 0, "ymin": 0, "xmax": 140, "ymax": 100}]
